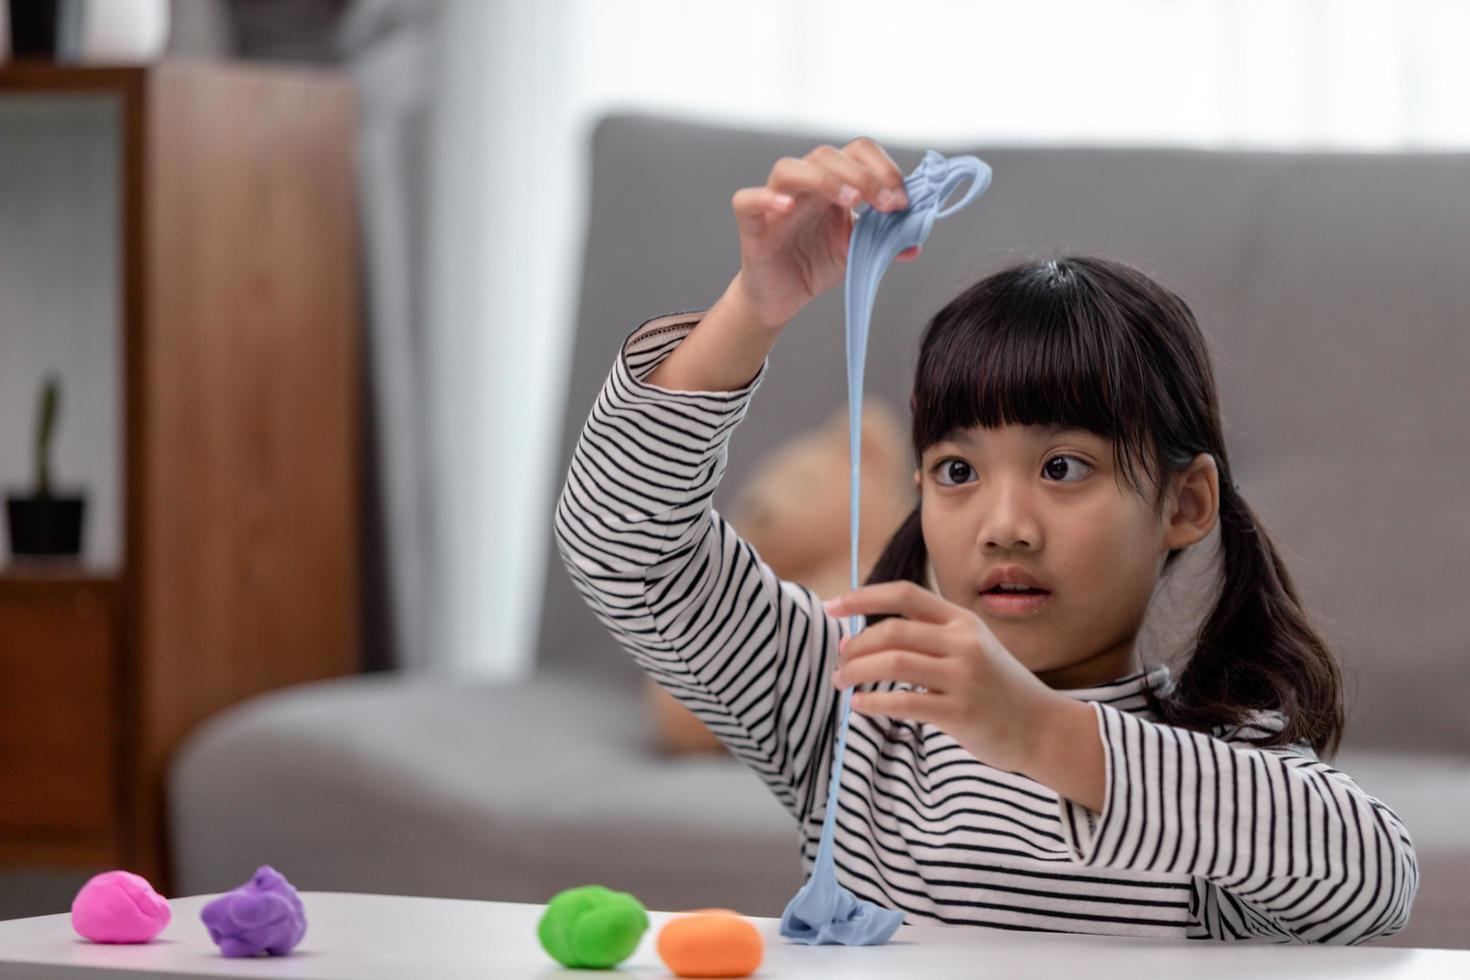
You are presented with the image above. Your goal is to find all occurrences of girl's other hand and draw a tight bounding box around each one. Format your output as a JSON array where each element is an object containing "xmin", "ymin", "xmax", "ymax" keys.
[
  {"xmin": 824, "ymin": 581, "xmax": 1072, "ymax": 777},
  {"xmin": 729, "ymin": 137, "xmax": 923, "ymax": 332}
]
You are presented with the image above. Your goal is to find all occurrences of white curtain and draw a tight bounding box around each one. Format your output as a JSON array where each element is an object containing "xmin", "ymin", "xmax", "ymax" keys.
[{"xmin": 428, "ymin": 0, "xmax": 1470, "ymax": 678}]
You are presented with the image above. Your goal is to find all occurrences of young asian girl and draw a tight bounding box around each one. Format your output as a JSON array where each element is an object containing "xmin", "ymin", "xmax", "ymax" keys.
[{"xmin": 553, "ymin": 177, "xmax": 1418, "ymax": 944}]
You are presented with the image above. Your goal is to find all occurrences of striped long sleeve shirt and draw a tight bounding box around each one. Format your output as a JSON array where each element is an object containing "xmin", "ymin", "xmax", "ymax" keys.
[{"xmin": 553, "ymin": 309, "xmax": 1419, "ymax": 944}]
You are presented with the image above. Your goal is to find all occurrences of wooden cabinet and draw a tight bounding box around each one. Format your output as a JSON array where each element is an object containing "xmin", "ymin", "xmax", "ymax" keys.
[
  {"xmin": 0, "ymin": 61, "xmax": 361, "ymax": 892},
  {"xmin": 0, "ymin": 575, "xmax": 118, "ymax": 847}
]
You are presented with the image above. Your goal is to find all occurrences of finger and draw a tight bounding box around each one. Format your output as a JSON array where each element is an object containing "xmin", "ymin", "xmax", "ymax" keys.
[
  {"xmin": 769, "ymin": 155, "xmax": 865, "ymax": 211},
  {"xmin": 809, "ymin": 144, "xmax": 897, "ymax": 211},
  {"xmin": 842, "ymin": 136, "xmax": 908, "ymax": 193},
  {"xmin": 850, "ymin": 688, "xmax": 951, "ymax": 726},
  {"xmin": 833, "ymin": 649, "xmax": 955, "ymax": 694},
  {"xmin": 837, "ymin": 617, "xmax": 948, "ymax": 666},
  {"xmin": 730, "ymin": 188, "xmax": 768, "ymax": 235},
  {"xmin": 896, "ymin": 245, "xmax": 922, "ymax": 262},
  {"xmin": 731, "ymin": 186, "xmax": 792, "ymax": 234},
  {"xmin": 825, "ymin": 579, "xmax": 955, "ymax": 625}
]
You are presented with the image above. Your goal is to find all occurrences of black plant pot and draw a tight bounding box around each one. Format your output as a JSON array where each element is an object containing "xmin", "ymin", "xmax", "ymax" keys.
[
  {"xmin": 8, "ymin": 0, "xmax": 60, "ymax": 57},
  {"xmin": 6, "ymin": 494, "xmax": 86, "ymax": 557},
  {"xmin": 6, "ymin": 0, "xmax": 84, "ymax": 60}
]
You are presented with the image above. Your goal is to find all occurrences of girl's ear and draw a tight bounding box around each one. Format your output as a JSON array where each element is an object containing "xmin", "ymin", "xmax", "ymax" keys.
[{"xmin": 1162, "ymin": 452, "xmax": 1219, "ymax": 551}]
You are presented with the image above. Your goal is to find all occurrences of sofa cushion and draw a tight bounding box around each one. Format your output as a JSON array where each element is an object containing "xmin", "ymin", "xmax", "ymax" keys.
[{"xmin": 168, "ymin": 671, "xmax": 805, "ymax": 916}]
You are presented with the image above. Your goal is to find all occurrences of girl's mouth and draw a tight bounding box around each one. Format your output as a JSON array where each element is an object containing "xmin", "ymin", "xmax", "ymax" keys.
[{"xmin": 979, "ymin": 587, "xmax": 1052, "ymax": 616}]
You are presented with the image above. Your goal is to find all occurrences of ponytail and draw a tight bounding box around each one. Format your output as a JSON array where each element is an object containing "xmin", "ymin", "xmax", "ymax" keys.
[
  {"xmin": 1142, "ymin": 478, "xmax": 1346, "ymax": 759},
  {"xmin": 862, "ymin": 503, "xmax": 927, "ymax": 598}
]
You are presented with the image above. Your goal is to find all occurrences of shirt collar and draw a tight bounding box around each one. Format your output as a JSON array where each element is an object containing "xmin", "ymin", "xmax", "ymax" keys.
[{"xmin": 1055, "ymin": 663, "xmax": 1173, "ymax": 703}]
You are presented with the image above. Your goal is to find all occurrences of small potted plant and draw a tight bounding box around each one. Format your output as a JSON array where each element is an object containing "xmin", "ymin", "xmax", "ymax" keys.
[{"xmin": 6, "ymin": 373, "xmax": 86, "ymax": 558}]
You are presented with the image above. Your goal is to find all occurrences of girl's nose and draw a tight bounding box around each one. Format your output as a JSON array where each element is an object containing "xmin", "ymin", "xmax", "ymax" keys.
[{"xmin": 973, "ymin": 487, "xmax": 1041, "ymax": 552}]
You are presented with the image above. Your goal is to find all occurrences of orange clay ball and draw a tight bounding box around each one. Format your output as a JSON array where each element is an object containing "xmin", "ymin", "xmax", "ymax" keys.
[{"xmin": 656, "ymin": 910, "xmax": 763, "ymax": 978}]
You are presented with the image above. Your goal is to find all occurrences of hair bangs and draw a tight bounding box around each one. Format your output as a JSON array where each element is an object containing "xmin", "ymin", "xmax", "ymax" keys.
[{"xmin": 911, "ymin": 266, "xmax": 1159, "ymax": 501}]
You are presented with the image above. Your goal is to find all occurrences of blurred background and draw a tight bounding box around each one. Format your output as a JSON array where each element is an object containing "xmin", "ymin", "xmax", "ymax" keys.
[{"xmin": 1, "ymin": 0, "xmax": 1466, "ymax": 951}]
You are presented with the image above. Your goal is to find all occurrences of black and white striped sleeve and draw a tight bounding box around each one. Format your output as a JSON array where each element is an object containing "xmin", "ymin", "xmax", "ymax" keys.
[
  {"xmin": 553, "ymin": 310, "xmax": 843, "ymax": 826},
  {"xmin": 1055, "ymin": 703, "xmax": 1419, "ymax": 944}
]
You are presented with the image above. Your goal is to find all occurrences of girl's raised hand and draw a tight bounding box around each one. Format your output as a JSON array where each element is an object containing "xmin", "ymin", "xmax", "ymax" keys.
[
  {"xmin": 824, "ymin": 581, "xmax": 1075, "ymax": 777},
  {"xmin": 729, "ymin": 137, "xmax": 923, "ymax": 332}
]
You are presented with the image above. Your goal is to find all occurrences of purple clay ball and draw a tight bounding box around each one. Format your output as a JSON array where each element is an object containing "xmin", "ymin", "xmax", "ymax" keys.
[
  {"xmin": 199, "ymin": 865, "xmax": 307, "ymax": 958},
  {"xmin": 71, "ymin": 870, "xmax": 172, "ymax": 943}
]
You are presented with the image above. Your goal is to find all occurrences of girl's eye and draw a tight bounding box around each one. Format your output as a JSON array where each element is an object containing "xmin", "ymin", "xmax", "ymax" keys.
[
  {"xmin": 1043, "ymin": 454, "xmax": 1093, "ymax": 483},
  {"xmin": 934, "ymin": 458, "xmax": 975, "ymax": 487},
  {"xmin": 931, "ymin": 454, "xmax": 1093, "ymax": 487}
]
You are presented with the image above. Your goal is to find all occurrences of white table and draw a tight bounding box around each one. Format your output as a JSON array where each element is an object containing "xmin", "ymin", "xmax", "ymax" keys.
[{"xmin": 0, "ymin": 892, "xmax": 1463, "ymax": 979}]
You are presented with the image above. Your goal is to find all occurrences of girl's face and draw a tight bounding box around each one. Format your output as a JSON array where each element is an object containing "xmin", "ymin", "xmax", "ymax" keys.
[{"xmin": 917, "ymin": 423, "xmax": 1217, "ymax": 689}]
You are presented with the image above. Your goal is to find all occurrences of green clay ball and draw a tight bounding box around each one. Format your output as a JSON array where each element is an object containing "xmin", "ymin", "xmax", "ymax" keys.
[{"xmin": 537, "ymin": 884, "xmax": 649, "ymax": 969}]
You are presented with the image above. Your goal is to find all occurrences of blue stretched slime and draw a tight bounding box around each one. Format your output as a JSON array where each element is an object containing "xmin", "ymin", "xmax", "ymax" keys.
[{"xmin": 779, "ymin": 149, "xmax": 993, "ymax": 946}]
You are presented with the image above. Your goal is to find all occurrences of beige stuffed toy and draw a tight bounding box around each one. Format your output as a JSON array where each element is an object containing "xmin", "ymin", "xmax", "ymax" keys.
[{"xmin": 646, "ymin": 398, "xmax": 917, "ymax": 755}]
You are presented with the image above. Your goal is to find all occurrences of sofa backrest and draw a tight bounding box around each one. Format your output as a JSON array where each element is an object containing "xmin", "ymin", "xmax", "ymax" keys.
[{"xmin": 540, "ymin": 111, "xmax": 1470, "ymax": 755}]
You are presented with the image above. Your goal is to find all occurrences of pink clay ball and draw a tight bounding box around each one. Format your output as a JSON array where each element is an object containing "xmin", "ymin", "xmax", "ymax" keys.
[{"xmin": 71, "ymin": 870, "xmax": 172, "ymax": 943}]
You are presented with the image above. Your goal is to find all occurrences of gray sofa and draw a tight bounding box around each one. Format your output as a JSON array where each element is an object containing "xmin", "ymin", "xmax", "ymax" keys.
[{"xmin": 169, "ymin": 113, "xmax": 1470, "ymax": 948}]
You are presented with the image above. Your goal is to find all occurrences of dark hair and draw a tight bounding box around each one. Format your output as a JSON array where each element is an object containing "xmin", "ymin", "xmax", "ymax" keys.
[{"xmin": 861, "ymin": 253, "xmax": 1344, "ymax": 759}]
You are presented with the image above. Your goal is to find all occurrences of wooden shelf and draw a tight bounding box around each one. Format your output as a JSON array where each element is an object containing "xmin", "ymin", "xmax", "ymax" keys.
[
  {"xmin": 0, "ymin": 60, "xmax": 362, "ymax": 893},
  {"xmin": 1, "ymin": 564, "xmax": 120, "ymax": 583}
]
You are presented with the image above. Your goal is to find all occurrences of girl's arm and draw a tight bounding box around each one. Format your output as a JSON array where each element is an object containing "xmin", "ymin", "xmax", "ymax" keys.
[
  {"xmin": 553, "ymin": 306, "xmax": 843, "ymax": 827},
  {"xmin": 1050, "ymin": 703, "xmax": 1418, "ymax": 945},
  {"xmin": 642, "ymin": 271, "xmax": 782, "ymax": 393}
]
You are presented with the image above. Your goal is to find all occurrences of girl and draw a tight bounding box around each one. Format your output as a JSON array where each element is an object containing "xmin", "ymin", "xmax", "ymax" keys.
[{"xmin": 554, "ymin": 138, "xmax": 1417, "ymax": 944}]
